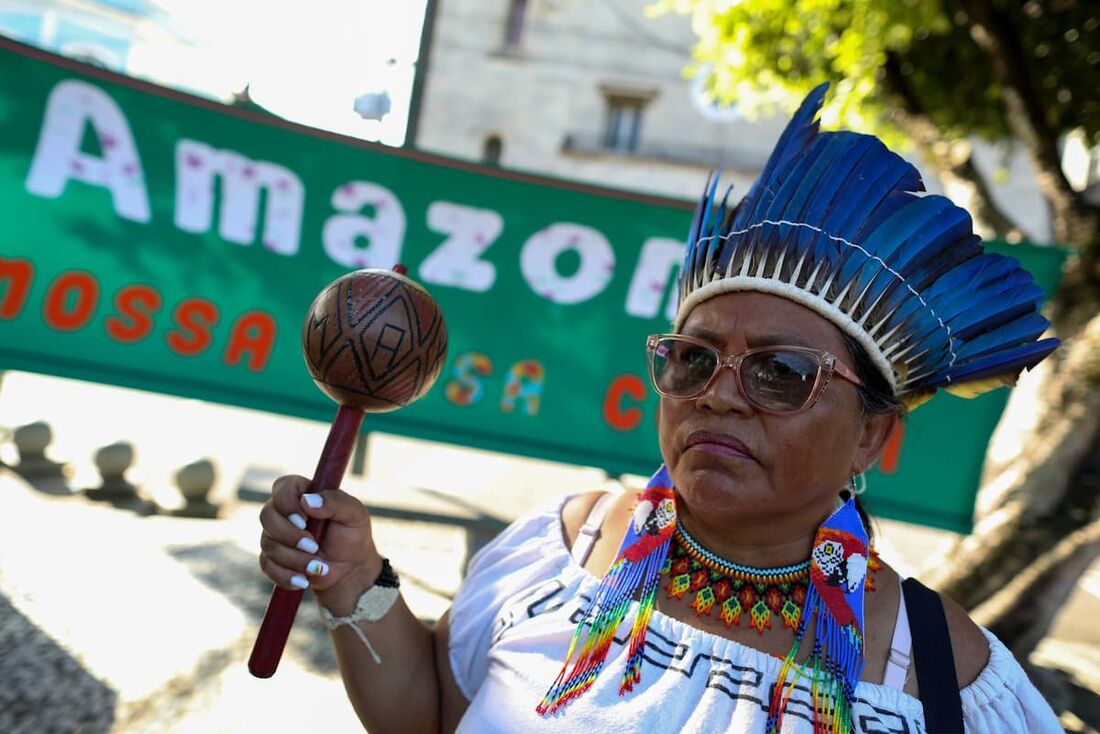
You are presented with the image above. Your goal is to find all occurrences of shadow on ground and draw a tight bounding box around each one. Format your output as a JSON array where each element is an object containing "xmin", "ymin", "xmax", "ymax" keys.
[
  {"xmin": 0, "ymin": 592, "xmax": 117, "ymax": 734},
  {"xmin": 166, "ymin": 538, "xmax": 451, "ymax": 678},
  {"xmin": 167, "ymin": 541, "xmax": 339, "ymax": 673}
]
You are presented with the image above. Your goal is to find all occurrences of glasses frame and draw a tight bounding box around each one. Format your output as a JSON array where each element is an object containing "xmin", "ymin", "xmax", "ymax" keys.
[{"xmin": 645, "ymin": 333, "xmax": 864, "ymax": 414}]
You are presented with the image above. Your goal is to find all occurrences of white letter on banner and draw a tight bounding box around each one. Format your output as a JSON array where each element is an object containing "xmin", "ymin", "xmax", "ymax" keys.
[
  {"xmin": 174, "ymin": 140, "xmax": 304, "ymax": 255},
  {"xmin": 625, "ymin": 237, "xmax": 683, "ymax": 320},
  {"xmin": 520, "ymin": 223, "xmax": 615, "ymax": 304},
  {"xmin": 418, "ymin": 201, "xmax": 501, "ymax": 292},
  {"xmin": 322, "ymin": 181, "xmax": 406, "ymax": 268},
  {"xmin": 25, "ymin": 80, "xmax": 150, "ymax": 222}
]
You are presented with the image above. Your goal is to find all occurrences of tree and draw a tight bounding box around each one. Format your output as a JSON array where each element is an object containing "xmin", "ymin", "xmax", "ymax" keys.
[{"xmin": 652, "ymin": 0, "xmax": 1100, "ymax": 677}]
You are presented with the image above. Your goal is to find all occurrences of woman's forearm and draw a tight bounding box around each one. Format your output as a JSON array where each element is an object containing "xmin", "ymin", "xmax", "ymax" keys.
[{"xmin": 318, "ymin": 574, "xmax": 441, "ymax": 733}]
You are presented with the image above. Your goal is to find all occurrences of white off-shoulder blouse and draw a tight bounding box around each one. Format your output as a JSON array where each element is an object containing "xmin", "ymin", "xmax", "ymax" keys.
[{"xmin": 448, "ymin": 497, "xmax": 1062, "ymax": 733}]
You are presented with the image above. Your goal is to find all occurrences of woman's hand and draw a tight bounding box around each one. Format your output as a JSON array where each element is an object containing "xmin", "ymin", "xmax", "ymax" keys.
[{"xmin": 258, "ymin": 475, "xmax": 383, "ymax": 603}]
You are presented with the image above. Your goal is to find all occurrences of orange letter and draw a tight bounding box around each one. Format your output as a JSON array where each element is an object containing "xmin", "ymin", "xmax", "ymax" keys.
[
  {"xmin": 0, "ymin": 257, "xmax": 33, "ymax": 319},
  {"xmin": 167, "ymin": 298, "xmax": 218, "ymax": 356},
  {"xmin": 603, "ymin": 374, "xmax": 645, "ymax": 431},
  {"xmin": 224, "ymin": 311, "xmax": 277, "ymax": 371},
  {"xmin": 43, "ymin": 271, "xmax": 99, "ymax": 331},
  {"xmin": 880, "ymin": 423, "xmax": 905, "ymax": 474},
  {"xmin": 105, "ymin": 284, "xmax": 161, "ymax": 343}
]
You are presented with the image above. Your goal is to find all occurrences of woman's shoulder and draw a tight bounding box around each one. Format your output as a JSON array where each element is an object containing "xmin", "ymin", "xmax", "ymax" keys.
[
  {"xmin": 562, "ymin": 488, "xmax": 645, "ymax": 577},
  {"xmin": 862, "ymin": 560, "xmax": 988, "ymax": 694},
  {"xmin": 940, "ymin": 590, "xmax": 991, "ymax": 687},
  {"xmin": 560, "ymin": 490, "xmax": 612, "ymax": 549},
  {"xmin": 862, "ymin": 562, "xmax": 1059, "ymax": 729},
  {"xmin": 890, "ymin": 569, "xmax": 1053, "ymax": 714}
]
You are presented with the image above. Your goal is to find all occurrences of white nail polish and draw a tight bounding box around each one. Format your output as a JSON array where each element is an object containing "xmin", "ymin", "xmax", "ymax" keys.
[
  {"xmin": 306, "ymin": 559, "xmax": 329, "ymax": 576},
  {"xmin": 297, "ymin": 536, "xmax": 319, "ymax": 554},
  {"xmin": 288, "ymin": 513, "xmax": 307, "ymax": 530},
  {"xmin": 290, "ymin": 574, "xmax": 309, "ymax": 589},
  {"xmin": 302, "ymin": 493, "xmax": 323, "ymax": 509}
]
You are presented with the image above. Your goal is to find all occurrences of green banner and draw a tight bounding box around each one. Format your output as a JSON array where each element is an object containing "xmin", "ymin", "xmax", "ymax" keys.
[{"xmin": 0, "ymin": 38, "xmax": 1065, "ymax": 532}]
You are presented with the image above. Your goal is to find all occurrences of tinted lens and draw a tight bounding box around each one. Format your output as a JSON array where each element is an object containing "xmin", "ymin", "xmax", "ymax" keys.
[
  {"xmin": 740, "ymin": 349, "xmax": 821, "ymax": 411},
  {"xmin": 651, "ymin": 338, "xmax": 719, "ymax": 396}
]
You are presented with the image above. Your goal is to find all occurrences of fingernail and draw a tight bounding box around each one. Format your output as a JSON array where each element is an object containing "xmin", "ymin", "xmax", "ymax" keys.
[
  {"xmin": 297, "ymin": 537, "xmax": 319, "ymax": 554},
  {"xmin": 288, "ymin": 513, "xmax": 307, "ymax": 530},
  {"xmin": 302, "ymin": 493, "xmax": 323, "ymax": 509},
  {"xmin": 290, "ymin": 574, "xmax": 309, "ymax": 589},
  {"xmin": 306, "ymin": 559, "xmax": 329, "ymax": 577}
]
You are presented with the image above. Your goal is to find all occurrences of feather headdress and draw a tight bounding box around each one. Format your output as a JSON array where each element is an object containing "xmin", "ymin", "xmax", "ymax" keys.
[{"xmin": 678, "ymin": 83, "xmax": 1059, "ymax": 407}]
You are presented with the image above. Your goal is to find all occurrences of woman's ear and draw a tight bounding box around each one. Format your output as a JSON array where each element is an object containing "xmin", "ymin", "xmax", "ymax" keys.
[{"xmin": 852, "ymin": 411, "xmax": 900, "ymax": 475}]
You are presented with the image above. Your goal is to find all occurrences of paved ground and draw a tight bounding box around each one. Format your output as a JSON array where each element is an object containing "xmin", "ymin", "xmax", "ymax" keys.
[{"xmin": 0, "ymin": 372, "xmax": 1096, "ymax": 732}]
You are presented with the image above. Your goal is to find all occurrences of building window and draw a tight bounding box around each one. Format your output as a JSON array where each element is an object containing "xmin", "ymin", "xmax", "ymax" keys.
[
  {"xmin": 602, "ymin": 94, "xmax": 648, "ymax": 153},
  {"xmin": 503, "ymin": 0, "xmax": 528, "ymax": 49},
  {"xmin": 482, "ymin": 135, "xmax": 503, "ymax": 166}
]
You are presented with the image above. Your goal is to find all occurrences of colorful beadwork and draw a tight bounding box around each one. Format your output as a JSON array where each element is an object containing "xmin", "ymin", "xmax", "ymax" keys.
[
  {"xmin": 662, "ymin": 526, "xmax": 810, "ymax": 634},
  {"xmin": 537, "ymin": 467, "xmax": 677, "ymax": 716},
  {"xmin": 866, "ymin": 550, "xmax": 883, "ymax": 592},
  {"xmin": 662, "ymin": 523, "xmax": 879, "ymax": 636},
  {"xmin": 673, "ymin": 523, "xmax": 811, "ymax": 578},
  {"xmin": 766, "ymin": 498, "xmax": 870, "ymax": 734}
]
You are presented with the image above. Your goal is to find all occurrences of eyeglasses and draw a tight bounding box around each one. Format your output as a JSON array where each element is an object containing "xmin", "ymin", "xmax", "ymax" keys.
[{"xmin": 645, "ymin": 334, "xmax": 863, "ymax": 414}]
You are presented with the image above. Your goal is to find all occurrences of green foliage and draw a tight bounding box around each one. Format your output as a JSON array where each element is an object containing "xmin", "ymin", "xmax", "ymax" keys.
[{"xmin": 649, "ymin": 0, "xmax": 1100, "ymax": 146}]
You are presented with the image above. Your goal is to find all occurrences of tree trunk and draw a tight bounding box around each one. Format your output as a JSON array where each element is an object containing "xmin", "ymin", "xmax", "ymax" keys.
[
  {"xmin": 925, "ymin": 299, "xmax": 1100, "ymax": 657},
  {"xmin": 881, "ymin": 53, "xmax": 1020, "ymax": 240},
  {"xmin": 895, "ymin": 119, "xmax": 1019, "ymax": 241},
  {"xmin": 971, "ymin": 519, "xmax": 1100, "ymax": 660},
  {"xmin": 956, "ymin": 0, "xmax": 1100, "ymax": 254}
]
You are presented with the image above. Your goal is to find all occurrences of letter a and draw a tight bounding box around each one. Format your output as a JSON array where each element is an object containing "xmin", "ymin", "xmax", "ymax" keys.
[{"xmin": 25, "ymin": 80, "xmax": 150, "ymax": 223}]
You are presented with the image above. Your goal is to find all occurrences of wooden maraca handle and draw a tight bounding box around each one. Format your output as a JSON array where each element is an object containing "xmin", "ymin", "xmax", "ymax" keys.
[
  {"xmin": 250, "ymin": 264, "xmax": 447, "ymax": 679},
  {"xmin": 248, "ymin": 404, "xmax": 364, "ymax": 678}
]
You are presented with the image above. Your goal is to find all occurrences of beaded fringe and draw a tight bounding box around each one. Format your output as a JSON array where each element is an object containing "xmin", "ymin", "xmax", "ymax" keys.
[
  {"xmin": 537, "ymin": 468, "xmax": 676, "ymax": 716},
  {"xmin": 766, "ymin": 501, "xmax": 869, "ymax": 734}
]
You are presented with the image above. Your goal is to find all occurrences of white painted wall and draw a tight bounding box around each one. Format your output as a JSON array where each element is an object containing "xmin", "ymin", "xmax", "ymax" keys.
[
  {"xmin": 415, "ymin": 0, "xmax": 784, "ymax": 201},
  {"xmin": 416, "ymin": 0, "xmax": 1058, "ymax": 242}
]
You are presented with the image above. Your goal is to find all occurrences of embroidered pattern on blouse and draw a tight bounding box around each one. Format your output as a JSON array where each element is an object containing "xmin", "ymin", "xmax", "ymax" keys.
[{"xmin": 493, "ymin": 582, "xmax": 917, "ymax": 733}]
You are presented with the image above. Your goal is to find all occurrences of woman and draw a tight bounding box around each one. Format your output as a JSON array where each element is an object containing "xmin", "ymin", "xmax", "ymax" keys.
[{"xmin": 258, "ymin": 85, "xmax": 1063, "ymax": 732}]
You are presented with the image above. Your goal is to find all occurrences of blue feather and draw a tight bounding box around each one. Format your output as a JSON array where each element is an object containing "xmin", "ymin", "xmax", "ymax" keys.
[
  {"xmin": 905, "ymin": 233, "xmax": 984, "ymax": 294},
  {"xmin": 923, "ymin": 255, "xmax": 1015, "ymax": 307},
  {"xmin": 934, "ymin": 338, "xmax": 1059, "ymax": 386},
  {"xmin": 685, "ymin": 173, "xmax": 722, "ymax": 290},
  {"xmin": 955, "ymin": 312, "xmax": 1051, "ymax": 359},
  {"xmin": 827, "ymin": 144, "xmax": 920, "ymax": 239},
  {"xmin": 948, "ymin": 284, "xmax": 1045, "ymax": 340},
  {"xmin": 734, "ymin": 84, "xmax": 827, "ymax": 231}
]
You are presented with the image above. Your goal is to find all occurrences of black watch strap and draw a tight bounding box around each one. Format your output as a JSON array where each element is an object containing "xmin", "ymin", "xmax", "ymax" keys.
[{"xmin": 375, "ymin": 557, "xmax": 400, "ymax": 589}]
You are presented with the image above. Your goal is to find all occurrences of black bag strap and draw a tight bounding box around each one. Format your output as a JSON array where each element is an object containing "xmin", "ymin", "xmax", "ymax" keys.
[{"xmin": 901, "ymin": 577, "xmax": 964, "ymax": 733}]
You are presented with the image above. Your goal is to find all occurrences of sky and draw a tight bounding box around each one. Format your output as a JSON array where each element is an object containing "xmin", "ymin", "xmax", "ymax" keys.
[{"xmin": 125, "ymin": 0, "xmax": 429, "ymax": 145}]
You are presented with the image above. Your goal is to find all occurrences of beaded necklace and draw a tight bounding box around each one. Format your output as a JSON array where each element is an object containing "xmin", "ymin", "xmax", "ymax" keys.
[{"xmin": 661, "ymin": 523, "xmax": 879, "ymax": 634}]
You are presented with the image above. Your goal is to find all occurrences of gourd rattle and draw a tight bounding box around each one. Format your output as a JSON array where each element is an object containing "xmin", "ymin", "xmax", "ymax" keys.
[{"xmin": 248, "ymin": 265, "xmax": 448, "ymax": 678}]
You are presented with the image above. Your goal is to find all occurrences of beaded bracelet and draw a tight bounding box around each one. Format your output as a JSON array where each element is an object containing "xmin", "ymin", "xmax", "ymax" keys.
[{"xmin": 319, "ymin": 558, "xmax": 400, "ymax": 664}]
